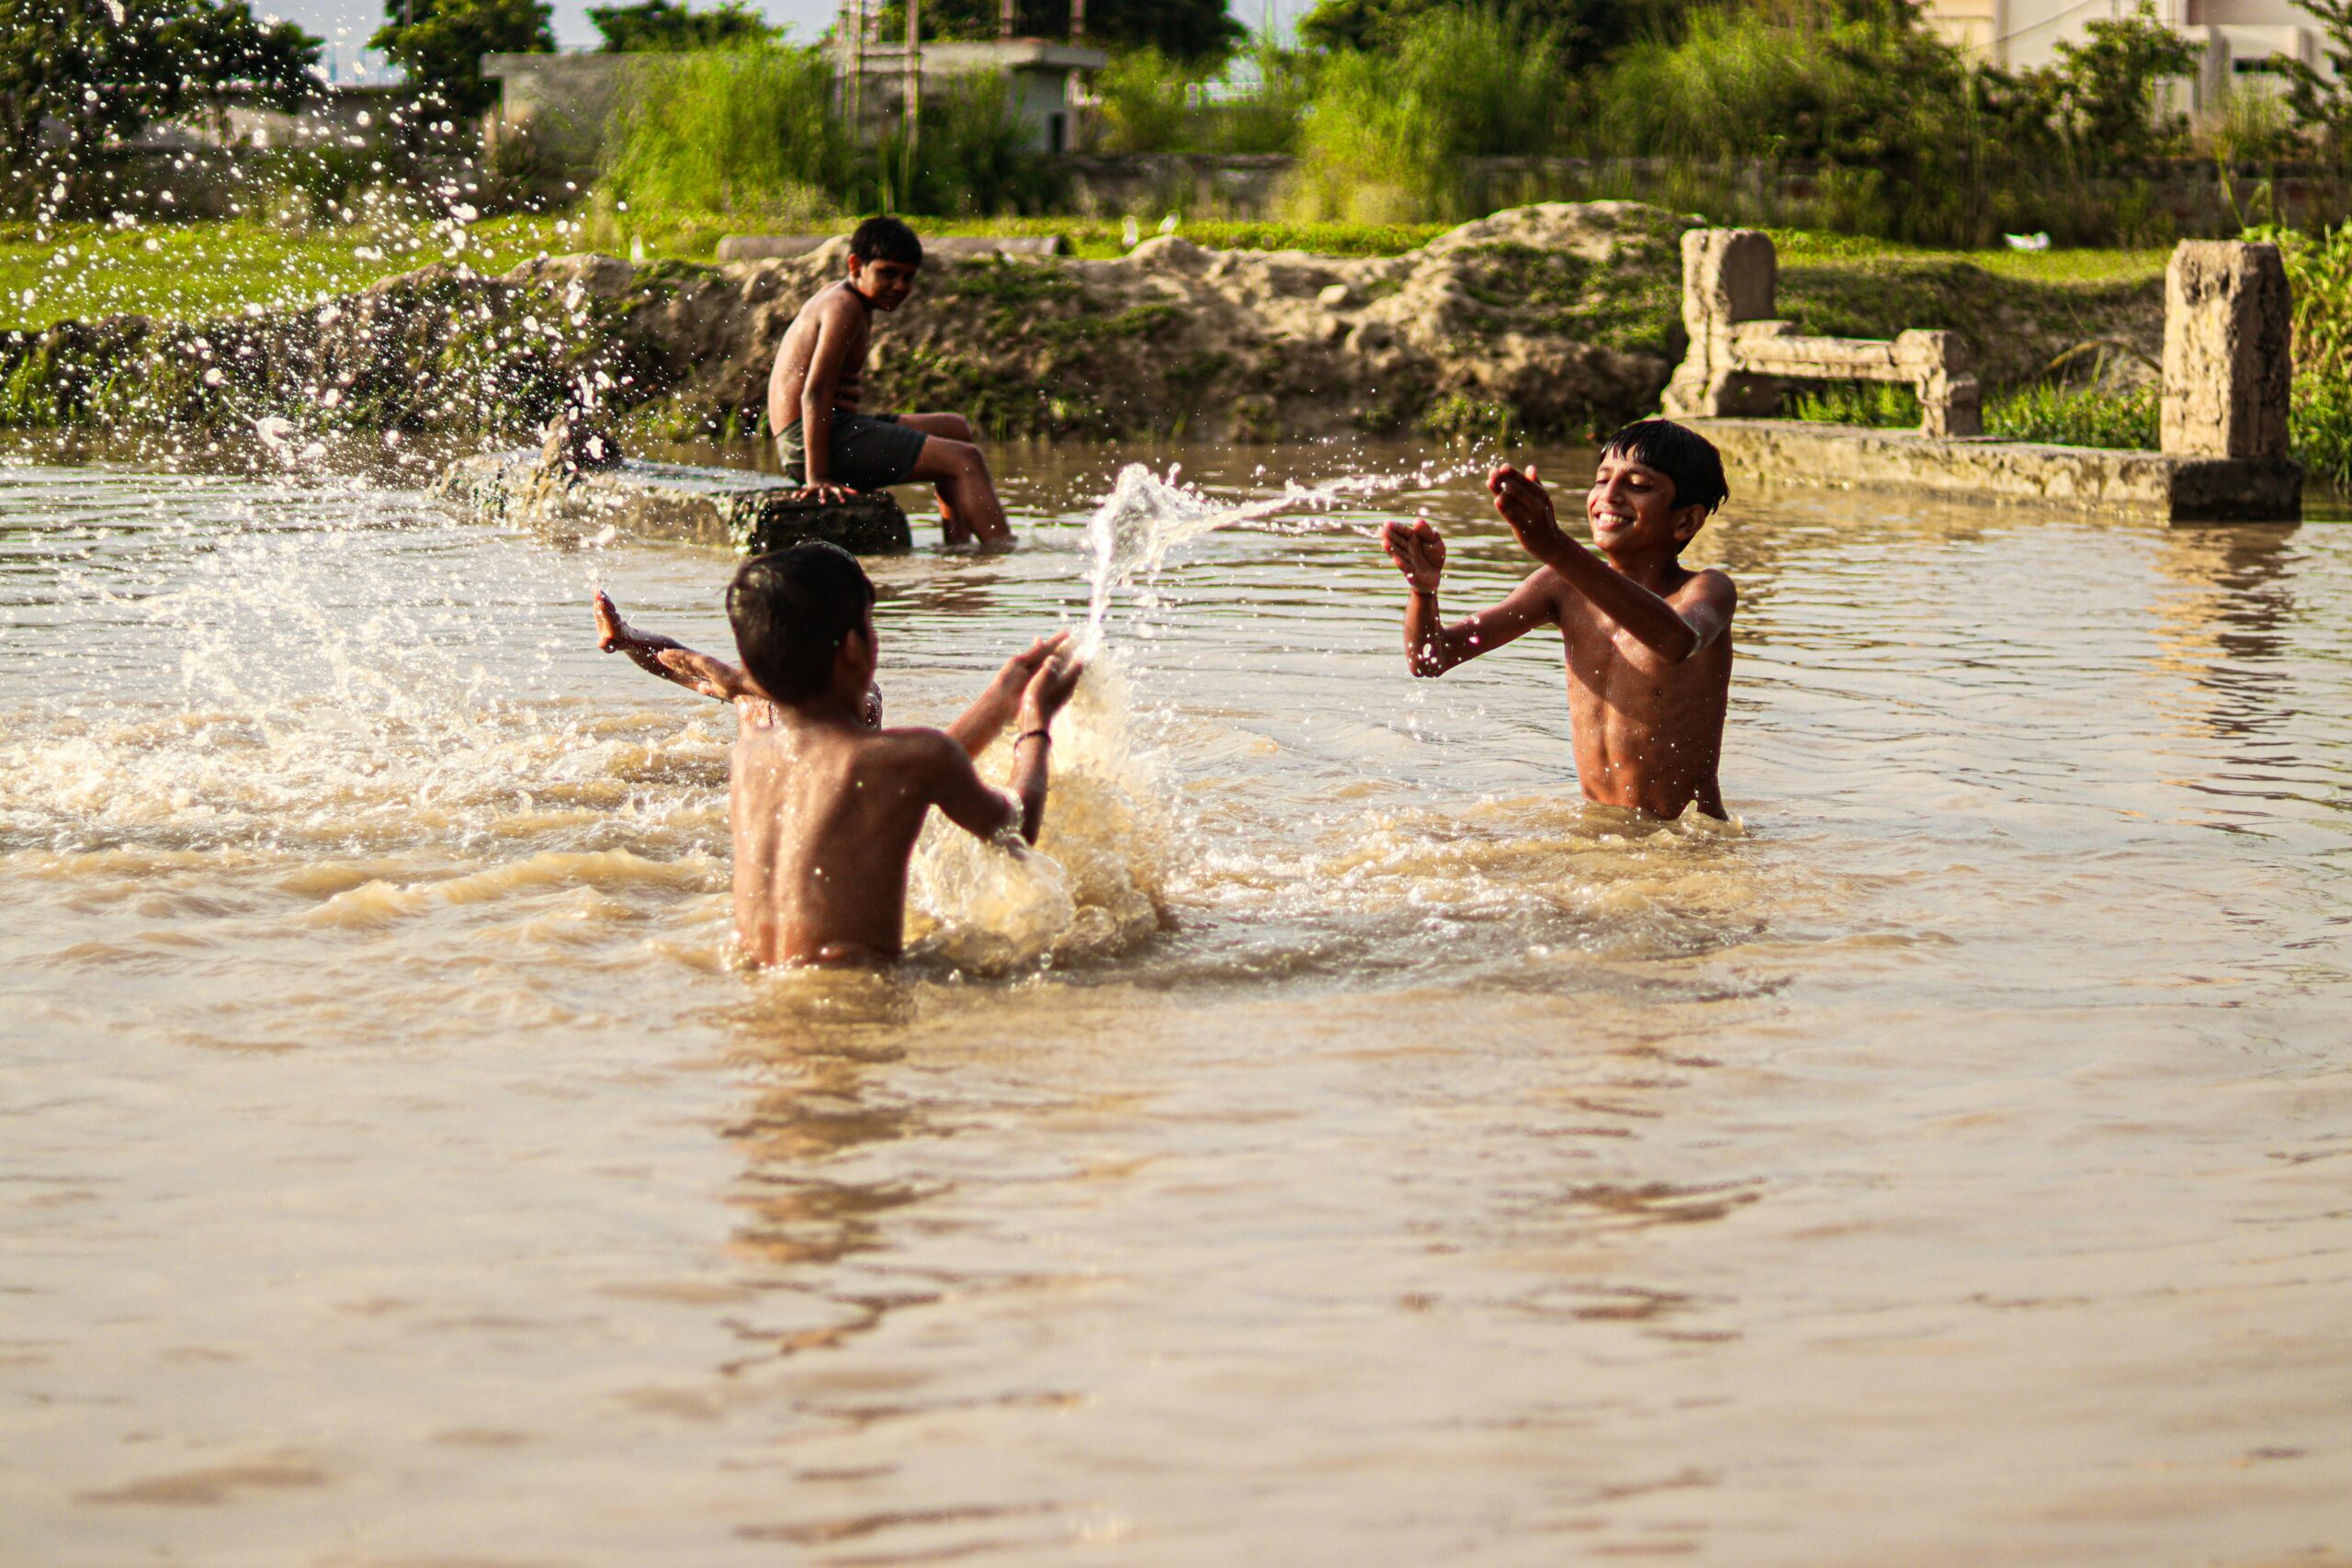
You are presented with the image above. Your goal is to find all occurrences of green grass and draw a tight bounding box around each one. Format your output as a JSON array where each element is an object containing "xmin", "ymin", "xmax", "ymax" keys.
[
  {"xmin": 1766, "ymin": 229, "xmax": 2172, "ymax": 286},
  {"xmin": 0, "ymin": 215, "xmax": 587, "ymax": 333},
  {"xmin": 0, "ymin": 212, "xmax": 1459, "ymax": 330}
]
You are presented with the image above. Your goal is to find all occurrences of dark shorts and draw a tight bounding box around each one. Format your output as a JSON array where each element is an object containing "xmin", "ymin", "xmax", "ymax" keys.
[{"xmin": 777, "ymin": 412, "xmax": 928, "ymax": 491}]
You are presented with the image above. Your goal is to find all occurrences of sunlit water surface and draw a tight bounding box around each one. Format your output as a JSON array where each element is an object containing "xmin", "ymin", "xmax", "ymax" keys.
[{"xmin": 4, "ymin": 441, "xmax": 2350, "ymax": 1566}]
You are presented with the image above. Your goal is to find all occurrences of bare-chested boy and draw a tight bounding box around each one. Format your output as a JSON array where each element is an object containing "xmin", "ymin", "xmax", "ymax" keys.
[
  {"xmin": 1379, "ymin": 419, "xmax": 1736, "ymax": 819},
  {"xmin": 769, "ymin": 215, "xmax": 1013, "ymax": 548},
  {"xmin": 593, "ymin": 545, "xmax": 1080, "ymax": 964}
]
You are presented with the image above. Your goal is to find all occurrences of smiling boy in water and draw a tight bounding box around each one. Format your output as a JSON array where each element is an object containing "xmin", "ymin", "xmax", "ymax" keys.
[
  {"xmin": 592, "ymin": 547, "xmax": 1081, "ymax": 964},
  {"xmin": 770, "ymin": 216, "xmax": 1014, "ymax": 548},
  {"xmin": 1379, "ymin": 419, "xmax": 1736, "ymax": 819}
]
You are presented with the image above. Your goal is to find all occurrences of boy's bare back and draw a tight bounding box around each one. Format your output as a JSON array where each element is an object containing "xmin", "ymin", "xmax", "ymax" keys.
[
  {"xmin": 729, "ymin": 711, "xmax": 1015, "ymax": 966},
  {"xmin": 766, "ymin": 280, "xmax": 872, "ymax": 437}
]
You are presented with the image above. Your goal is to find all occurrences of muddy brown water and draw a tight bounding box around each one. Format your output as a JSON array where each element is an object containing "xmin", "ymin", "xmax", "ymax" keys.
[{"xmin": 4, "ymin": 438, "xmax": 2350, "ymax": 1565}]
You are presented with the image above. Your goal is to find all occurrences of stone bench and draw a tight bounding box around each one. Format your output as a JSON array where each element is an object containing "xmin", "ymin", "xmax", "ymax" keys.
[
  {"xmin": 1662, "ymin": 230, "xmax": 2301, "ymax": 522},
  {"xmin": 1663, "ymin": 229, "xmax": 1982, "ymax": 436}
]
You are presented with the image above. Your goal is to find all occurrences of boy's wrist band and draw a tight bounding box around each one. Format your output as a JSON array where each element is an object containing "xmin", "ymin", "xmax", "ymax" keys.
[{"xmin": 1016, "ymin": 728, "xmax": 1052, "ymax": 746}]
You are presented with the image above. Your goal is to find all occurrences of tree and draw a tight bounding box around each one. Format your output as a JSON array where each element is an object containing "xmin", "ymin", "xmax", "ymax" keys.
[
  {"xmin": 590, "ymin": 0, "xmax": 775, "ymax": 51},
  {"xmin": 0, "ymin": 0, "xmax": 322, "ymax": 212},
  {"xmin": 2279, "ymin": 0, "xmax": 2352, "ymax": 161},
  {"xmin": 1298, "ymin": 0, "xmax": 1683, "ymax": 72},
  {"xmin": 869, "ymin": 0, "xmax": 1242, "ymax": 63},
  {"xmin": 2040, "ymin": 0, "xmax": 2202, "ymax": 164},
  {"xmin": 370, "ymin": 0, "xmax": 554, "ymax": 119}
]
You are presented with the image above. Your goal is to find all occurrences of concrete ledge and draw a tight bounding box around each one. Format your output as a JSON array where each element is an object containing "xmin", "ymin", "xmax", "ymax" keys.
[
  {"xmin": 716, "ymin": 233, "xmax": 1065, "ymax": 264},
  {"xmin": 431, "ymin": 451, "xmax": 914, "ymax": 555},
  {"xmin": 1688, "ymin": 419, "xmax": 2301, "ymax": 524}
]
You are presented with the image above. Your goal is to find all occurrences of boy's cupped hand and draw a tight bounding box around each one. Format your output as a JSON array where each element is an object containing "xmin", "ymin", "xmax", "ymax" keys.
[
  {"xmin": 1487, "ymin": 463, "xmax": 1566, "ymax": 559},
  {"xmin": 1380, "ymin": 517, "xmax": 1446, "ymax": 593},
  {"xmin": 1022, "ymin": 642, "xmax": 1087, "ymax": 723}
]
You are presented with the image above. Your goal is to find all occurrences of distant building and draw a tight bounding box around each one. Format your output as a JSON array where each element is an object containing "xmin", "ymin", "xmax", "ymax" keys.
[
  {"xmin": 1920, "ymin": 0, "xmax": 2335, "ymax": 106},
  {"xmin": 485, "ymin": 6, "xmax": 1108, "ymax": 175}
]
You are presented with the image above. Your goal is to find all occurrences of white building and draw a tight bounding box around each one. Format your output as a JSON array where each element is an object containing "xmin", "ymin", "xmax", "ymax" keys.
[{"xmin": 1922, "ymin": 0, "xmax": 2335, "ymax": 106}]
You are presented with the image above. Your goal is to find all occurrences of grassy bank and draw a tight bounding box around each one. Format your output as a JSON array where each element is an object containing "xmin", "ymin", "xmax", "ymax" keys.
[{"xmin": 0, "ymin": 210, "xmax": 2171, "ymax": 333}]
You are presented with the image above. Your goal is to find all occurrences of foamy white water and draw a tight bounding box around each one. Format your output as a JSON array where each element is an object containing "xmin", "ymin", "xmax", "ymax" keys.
[{"xmin": 5, "ymin": 442, "xmax": 2352, "ymax": 1567}]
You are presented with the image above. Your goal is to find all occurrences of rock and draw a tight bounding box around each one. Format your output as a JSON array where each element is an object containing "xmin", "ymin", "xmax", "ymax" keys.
[
  {"xmin": 431, "ymin": 450, "xmax": 914, "ymax": 555},
  {"xmin": 1317, "ymin": 283, "xmax": 1352, "ymax": 309}
]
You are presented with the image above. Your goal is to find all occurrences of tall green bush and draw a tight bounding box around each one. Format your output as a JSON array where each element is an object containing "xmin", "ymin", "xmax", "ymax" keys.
[
  {"xmin": 1288, "ymin": 7, "xmax": 1568, "ymax": 222},
  {"xmin": 601, "ymin": 45, "xmax": 844, "ymax": 220},
  {"xmin": 2250, "ymin": 220, "xmax": 2352, "ymax": 489},
  {"xmin": 1097, "ymin": 48, "xmax": 1195, "ymax": 153},
  {"xmin": 873, "ymin": 73, "xmax": 1058, "ymax": 215}
]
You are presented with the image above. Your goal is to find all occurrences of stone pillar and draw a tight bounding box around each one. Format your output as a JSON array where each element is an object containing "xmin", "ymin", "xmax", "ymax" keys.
[
  {"xmin": 2161, "ymin": 241, "xmax": 2291, "ymax": 460},
  {"xmin": 1662, "ymin": 229, "xmax": 1780, "ymax": 420}
]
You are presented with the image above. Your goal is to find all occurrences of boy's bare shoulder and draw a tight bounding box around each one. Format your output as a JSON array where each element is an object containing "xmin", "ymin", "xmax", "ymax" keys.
[{"xmin": 795, "ymin": 279, "xmax": 856, "ymax": 324}]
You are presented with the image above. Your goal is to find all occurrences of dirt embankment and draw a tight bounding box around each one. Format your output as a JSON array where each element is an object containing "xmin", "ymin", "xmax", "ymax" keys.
[{"xmin": 0, "ymin": 203, "xmax": 2164, "ymax": 450}]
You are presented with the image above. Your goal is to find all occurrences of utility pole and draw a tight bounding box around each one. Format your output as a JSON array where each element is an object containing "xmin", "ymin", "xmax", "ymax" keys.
[
  {"xmin": 845, "ymin": 0, "xmax": 865, "ymax": 136},
  {"xmin": 905, "ymin": 0, "xmax": 922, "ymax": 161}
]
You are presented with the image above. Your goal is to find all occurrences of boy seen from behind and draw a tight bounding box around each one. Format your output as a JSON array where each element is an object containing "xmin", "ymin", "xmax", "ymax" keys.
[
  {"xmin": 1379, "ymin": 419, "xmax": 1737, "ymax": 820},
  {"xmin": 595, "ymin": 546, "xmax": 1081, "ymax": 965}
]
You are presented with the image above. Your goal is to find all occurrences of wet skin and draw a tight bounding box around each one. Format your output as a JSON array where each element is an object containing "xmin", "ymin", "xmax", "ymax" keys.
[
  {"xmin": 1380, "ymin": 455, "xmax": 1737, "ymax": 820},
  {"xmin": 595, "ymin": 592, "xmax": 1079, "ymax": 964},
  {"xmin": 764, "ymin": 255, "xmax": 1012, "ymax": 547}
]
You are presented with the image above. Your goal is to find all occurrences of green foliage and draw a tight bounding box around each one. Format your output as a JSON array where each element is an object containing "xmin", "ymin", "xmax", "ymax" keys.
[
  {"xmin": 1092, "ymin": 37, "xmax": 1313, "ymax": 155},
  {"xmin": 873, "ymin": 72, "xmax": 1059, "ymax": 214},
  {"xmin": 589, "ymin": 0, "xmax": 774, "ymax": 51},
  {"xmin": 1097, "ymin": 47, "xmax": 1193, "ymax": 153},
  {"xmin": 0, "ymin": 0, "xmax": 322, "ymax": 214},
  {"xmin": 2278, "ymin": 0, "xmax": 2352, "ymax": 160},
  {"xmin": 370, "ymin": 0, "xmax": 554, "ymax": 119},
  {"xmin": 871, "ymin": 0, "xmax": 1241, "ymax": 62},
  {"xmin": 1788, "ymin": 380, "xmax": 1920, "ymax": 427},
  {"xmin": 2246, "ymin": 220, "xmax": 2352, "ymax": 487},
  {"xmin": 2290, "ymin": 370, "xmax": 2352, "ymax": 490},
  {"xmin": 2044, "ymin": 0, "xmax": 2201, "ymax": 164},
  {"xmin": 1289, "ymin": 7, "xmax": 1569, "ymax": 222},
  {"xmin": 601, "ymin": 45, "xmax": 845, "ymax": 220},
  {"xmin": 1985, "ymin": 380, "xmax": 2158, "ymax": 446},
  {"xmin": 1298, "ymin": 0, "xmax": 1679, "ymax": 71}
]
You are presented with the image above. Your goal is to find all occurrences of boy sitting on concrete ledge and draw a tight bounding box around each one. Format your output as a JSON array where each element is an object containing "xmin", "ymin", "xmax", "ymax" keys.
[{"xmin": 768, "ymin": 216, "xmax": 1015, "ymax": 549}]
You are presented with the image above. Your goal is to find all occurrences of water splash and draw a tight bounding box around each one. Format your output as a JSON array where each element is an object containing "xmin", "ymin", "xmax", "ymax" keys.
[{"xmin": 1079, "ymin": 459, "xmax": 1466, "ymax": 649}]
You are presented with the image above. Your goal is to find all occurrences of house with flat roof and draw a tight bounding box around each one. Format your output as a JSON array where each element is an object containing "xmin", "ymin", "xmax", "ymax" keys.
[{"xmin": 1919, "ymin": 0, "xmax": 2335, "ymax": 106}]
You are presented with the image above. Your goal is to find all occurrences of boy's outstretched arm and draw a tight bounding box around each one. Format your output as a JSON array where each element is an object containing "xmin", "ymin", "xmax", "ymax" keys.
[
  {"xmin": 944, "ymin": 632, "xmax": 1069, "ymax": 758},
  {"xmin": 928, "ymin": 648, "xmax": 1085, "ymax": 846},
  {"xmin": 594, "ymin": 591, "xmax": 760, "ymax": 701},
  {"xmin": 1379, "ymin": 518, "xmax": 1560, "ymax": 677},
  {"xmin": 1487, "ymin": 466, "xmax": 1736, "ymax": 661}
]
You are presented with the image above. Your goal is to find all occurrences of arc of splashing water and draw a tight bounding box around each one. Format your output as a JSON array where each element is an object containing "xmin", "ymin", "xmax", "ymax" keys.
[{"xmin": 1078, "ymin": 461, "xmax": 1472, "ymax": 652}]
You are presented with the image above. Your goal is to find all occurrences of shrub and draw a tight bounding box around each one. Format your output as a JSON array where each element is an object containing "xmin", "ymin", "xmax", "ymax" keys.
[
  {"xmin": 1287, "ymin": 7, "xmax": 1569, "ymax": 222},
  {"xmin": 873, "ymin": 73, "xmax": 1059, "ymax": 215},
  {"xmin": 601, "ymin": 45, "xmax": 846, "ymax": 220},
  {"xmin": 1985, "ymin": 381, "xmax": 2158, "ymax": 447},
  {"xmin": 2254, "ymin": 220, "xmax": 2352, "ymax": 487},
  {"xmin": 1097, "ymin": 48, "xmax": 1196, "ymax": 153}
]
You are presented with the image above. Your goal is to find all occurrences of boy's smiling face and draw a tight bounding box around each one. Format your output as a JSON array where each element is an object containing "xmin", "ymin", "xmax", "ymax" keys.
[
  {"xmin": 847, "ymin": 255, "xmax": 921, "ymax": 310},
  {"xmin": 1587, "ymin": 452, "xmax": 1707, "ymax": 558}
]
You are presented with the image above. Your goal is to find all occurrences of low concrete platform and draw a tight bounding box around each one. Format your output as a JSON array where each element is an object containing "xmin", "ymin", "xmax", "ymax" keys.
[
  {"xmin": 716, "ymin": 233, "xmax": 1066, "ymax": 264},
  {"xmin": 431, "ymin": 450, "xmax": 914, "ymax": 554},
  {"xmin": 1689, "ymin": 419, "xmax": 2302, "ymax": 524}
]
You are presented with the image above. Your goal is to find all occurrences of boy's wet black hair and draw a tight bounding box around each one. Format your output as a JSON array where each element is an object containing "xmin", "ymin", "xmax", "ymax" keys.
[
  {"xmin": 728, "ymin": 543, "xmax": 876, "ymax": 703},
  {"xmin": 1601, "ymin": 419, "xmax": 1729, "ymax": 518},
  {"xmin": 850, "ymin": 215, "xmax": 922, "ymax": 267}
]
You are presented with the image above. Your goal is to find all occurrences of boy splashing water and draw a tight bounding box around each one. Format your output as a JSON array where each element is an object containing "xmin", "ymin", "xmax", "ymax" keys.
[
  {"xmin": 769, "ymin": 216, "xmax": 1015, "ymax": 548},
  {"xmin": 594, "ymin": 546, "xmax": 1081, "ymax": 965},
  {"xmin": 1380, "ymin": 419, "xmax": 1736, "ymax": 820}
]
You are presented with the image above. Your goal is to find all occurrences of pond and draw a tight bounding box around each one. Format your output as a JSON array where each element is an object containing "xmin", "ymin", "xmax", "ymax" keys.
[{"xmin": 5, "ymin": 439, "xmax": 2349, "ymax": 1563}]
